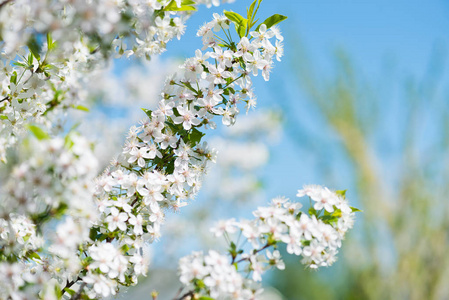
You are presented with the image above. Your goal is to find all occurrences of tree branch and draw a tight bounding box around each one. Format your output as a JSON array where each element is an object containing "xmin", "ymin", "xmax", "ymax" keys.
[
  {"xmin": 0, "ymin": 0, "xmax": 13, "ymax": 9},
  {"xmin": 71, "ymin": 282, "xmax": 87, "ymax": 300},
  {"xmin": 176, "ymin": 290, "xmax": 194, "ymax": 300}
]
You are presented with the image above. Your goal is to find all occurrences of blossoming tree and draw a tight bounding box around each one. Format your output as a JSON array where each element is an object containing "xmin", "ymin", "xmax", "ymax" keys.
[{"xmin": 0, "ymin": 0, "xmax": 358, "ymax": 299}]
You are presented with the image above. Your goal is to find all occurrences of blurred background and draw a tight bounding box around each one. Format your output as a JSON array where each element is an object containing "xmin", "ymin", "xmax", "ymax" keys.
[{"xmin": 75, "ymin": 0, "xmax": 449, "ymax": 299}]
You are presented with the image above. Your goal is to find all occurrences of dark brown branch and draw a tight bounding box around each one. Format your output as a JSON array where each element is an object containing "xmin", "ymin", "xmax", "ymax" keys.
[
  {"xmin": 176, "ymin": 290, "xmax": 194, "ymax": 300},
  {"xmin": 0, "ymin": 0, "xmax": 13, "ymax": 9},
  {"xmin": 62, "ymin": 276, "xmax": 82, "ymax": 293},
  {"xmin": 173, "ymin": 287, "xmax": 183, "ymax": 300},
  {"xmin": 235, "ymin": 242, "xmax": 271, "ymax": 264},
  {"xmin": 71, "ymin": 282, "xmax": 87, "ymax": 300}
]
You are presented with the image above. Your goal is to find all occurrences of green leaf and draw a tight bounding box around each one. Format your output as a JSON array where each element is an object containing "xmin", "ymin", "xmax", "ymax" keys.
[
  {"xmin": 13, "ymin": 62, "xmax": 27, "ymax": 68},
  {"xmin": 0, "ymin": 115, "xmax": 8, "ymax": 120},
  {"xmin": 335, "ymin": 190, "xmax": 347, "ymax": 198},
  {"xmin": 47, "ymin": 32, "xmax": 57, "ymax": 51},
  {"xmin": 237, "ymin": 24, "xmax": 246, "ymax": 38},
  {"xmin": 27, "ymin": 36, "xmax": 41, "ymax": 61},
  {"xmin": 224, "ymin": 10, "xmax": 247, "ymax": 37},
  {"xmin": 165, "ymin": 159, "xmax": 175, "ymax": 174},
  {"xmin": 121, "ymin": 244, "xmax": 130, "ymax": 253},
  {"xmin": 141, "ymin": 108, "xmax": 153, "ymax": 118},
  {"xmin": 188, "ymin": 128, "xmax": 205, "ymax": 146},
  {"xmin": 224, "ymin": 10, "xmax": 246, "ymax": 25},
  {"xmin": 246, "ymin": 0, "xmax": 262, "ymax": 33},
  {"xmin": 64, "ymin": 289, "xmax": 76, "ymax": 296},
  {"xmin": 54, "ymin": 283, "xmax": 62, "ymax": 298},
  {"xmin": 28, "ymin": 125, "xmax": 50, "ymax": 140},
  {"xmin": 257, "ymin": 14, "xmax": 287, "ymax": 30},
  {"xmin": 164, "ymin": 0, "xmax": 196, "ymax": 11},
  {"xmin": 89, "ymin": 227, "xmax": 100, "ymax": 241},
  {"xmin": 72, "ymin": 105, "xmax": 89, "ymax": 112},
  {"xmin": 308, "ymin": 207, "xmax": 317, "ymax": 217},
  {"xmin": 10, "ymin": 71, "xmax": 17, "ymax": 85},
  {"xmin": 247, "ymin": 0, "xmax": 258, "ymax": 20},
  {"xmin": 27, "ymin": 251, "xmax": 41, "ymax": 261},
  {"xmin": 199, "ymin": 297, "xmax": 215, "ymax": 300},
  {"xmin": 350, "ymin": 206, "xmax": 362, "ymax": 213}
]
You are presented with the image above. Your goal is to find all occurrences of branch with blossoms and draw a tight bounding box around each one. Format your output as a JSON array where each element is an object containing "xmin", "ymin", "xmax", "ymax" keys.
[
  {"xmin": 81, "ymin": 5, "xmax": 287, "ymax": 298},
  {"xmin": 0, "ymin": 1, "xmax": 294, "ymax": 298},
  {"xmin": 176, "ymin": 186, "xmax": 359, "ymax": 299},
  {"xmin": 0, "ymin": 0, "xmax": 233, "ymax": 162},
  {"xmin": 0, "ymin": 0, "xmax": 360, "ymax": 299}
]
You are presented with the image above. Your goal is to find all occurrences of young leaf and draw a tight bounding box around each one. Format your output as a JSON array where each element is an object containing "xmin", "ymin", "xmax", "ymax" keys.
[
  {"xmin": 141, "ymin": 108, "xmax": 153, "ymax": 118},
  {"xmin": 27, "ymin": 251, "xmax": 41, "ymax": 261},
  {"xmin": 27, "ymin": 36, "xmax": 41, "ymax": 61},
  {"xmin": 224, "ymin": 10, "xmax": 247, "ymax": 37},
  {"xmin": 350, "ymin": 206, "xmax": 362, "ymax": 213},
  {"xmin": 247, "ymin": 0, "xmax": 258, "ymax": 20},
  {"xmin": 28, "ymin": 125, "xmax": 50, "ymax": 140},
  {"xmin": 188, "ymin": 127, "xmax": 205, "ymax": 146},
  {"xmin": 257, "ymin": 14, "xmax": 287, "ymax": 30},
  {"xmin": 164, "ymin": 0, "xmax": 196, "ymax": 11},
  {"xmin": 64, "ymin": 289, "xmax": 76, "ymax": 297},
  {"xmin": 10, "ymin": 71, "xmax": 17, "ymax": 85},
  {"xmin": 47, "ymin": 32, "xmax": 57, "ymax": 51},
  {"xmin": 224, "ymin": 10, "xmax": 246, "ymax": 25},
  {"xmin": 72, "ymin": 105, "xmax": 89, "ymax": 112},
  {"xmin": 335, "ymin": 190, "xmax": 347, "ymax": 198}
]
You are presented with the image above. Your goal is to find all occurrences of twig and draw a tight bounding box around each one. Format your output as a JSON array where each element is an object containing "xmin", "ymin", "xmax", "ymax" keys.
[
  {"xmin": 173, "ymin": 287, "xmax": 183, "ymax": 300},
  {"xmin": 235, "ymin": 243, "xmax": 271, "ymax": 264},
  {"xmin": 0, "ymin": 0, "xmax": 13, "ymax": 9},
  {"xmin": 62, "ymin": 276, "xmax": 81, "ymax": 293},
  {"xmin": 176, "ymin": 291, "xmax": 194, "ymax": 300},
  {"xmin": 72, "ymin": 282, "xmax": 87, "ymax": 300}
]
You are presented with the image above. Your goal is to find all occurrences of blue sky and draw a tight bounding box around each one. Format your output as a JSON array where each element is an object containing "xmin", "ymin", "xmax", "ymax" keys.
[
  {"xmin": 120, "ymin": 1, "xmax": 449, "ymax": 296},
  {"xmin": 164, "ymin": 0, "xmax": 449, "ymax": 202}
]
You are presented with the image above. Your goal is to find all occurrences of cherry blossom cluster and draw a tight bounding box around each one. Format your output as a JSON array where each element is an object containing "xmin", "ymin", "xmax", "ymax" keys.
[
  {"xmin": 177, "ymin": 185, "xmax": 357, "ymax": 299},
  {"xmin": 0, "ymin": 1, "xmax": 348, "ymax": 299},
  {"xmin": 0, "ymin": 0, "xmax": 233, "ymax": 162},
  {"xmin": 0, "ymin": 0, "xmax": 234, "ymax": 58},
  {"xmin": 0, "ymin": 134, "xmax": 99, "ymax": 299},
  {"xmin": 0, "ymin": 41, "xmax": 97, "ymax": 163},
  {"xmin": 152, "ymin": 110, "xmax": 283, "ymax": 268},
  {"xmin": 179, "ymin": 250, "xmax": 261, "ymax": 299},
  {"xmin": 56, "ymin": 12, "xmax": 285, "ymax": 298}
]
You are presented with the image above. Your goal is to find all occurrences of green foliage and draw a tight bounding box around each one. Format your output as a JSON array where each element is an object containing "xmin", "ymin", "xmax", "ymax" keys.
[
  {"xmin": 224, "ymin": 10, "xmax": 247, "ymax": 38},
  {"xmin": 164, "ymin": 0, "xmax": 196, "ymax": 11},
  {"xmin": 256, "ymin": 14, "xmax": 288, "ymax": 31},
  {"xmin": 10, "ymin": 71, "xmax": 17, "ymax": 85},
  {"xmin": 350, "ymin": 206, "xmax": 362, "ymax": 213},
  {"xmin": 320, "ymin": 209, "xmax": 342, "ymax": 225},
  {"xmin": 63, "ymin": 288, "xmax": 76, "ymax": 297},
  {"xmin": 142, "ymin": 108, "xmax": 153, "ymax": 118},
  {"xmin": 27, "ymin": 35, "xmax": 41, "ymax": 61},
  {"xmin": 28, "ymin": 125, "xmax": 50, "ymax": 140},
  {"xmin": 246, "ymin": 0, "xmax": 262, "ymax": 36},
  {"xmin": 187, "ymin": 128, "xmax": 205, "ymax": 146},
  {"xmin": 335, "ymin": 189, "xmax": 347, "ymax": 198},
  {"xmin": 71, "ymin": 105, "xmax": 89, "ymax": 112},
  {"xmin": 46, "ymin": 32, "xmax": 57, "ymax": 52}
]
